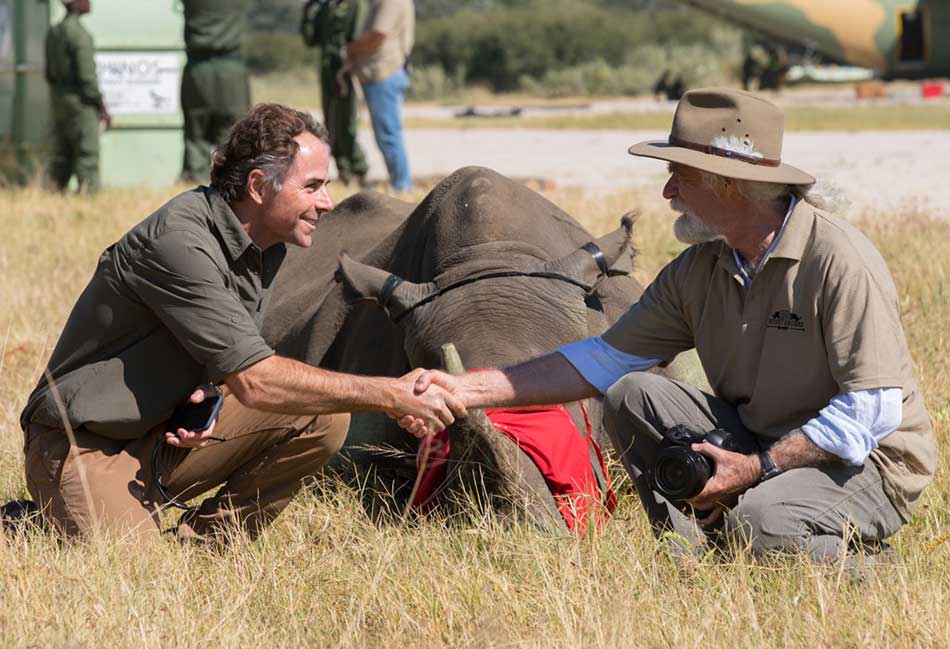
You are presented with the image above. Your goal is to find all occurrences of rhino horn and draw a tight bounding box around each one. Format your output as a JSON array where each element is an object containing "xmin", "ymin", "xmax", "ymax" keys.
[
  {"xmin": 440, "ymin": 342, "xmax": 467, "ymax": 375},
  {"xmin": 440, "ymin": 342, "xmax": 493, "ymax": 429},
  {"xmin": 336, "ymin": 253, "xmax": 436, "ymax": 320},
  {"xmin": 542, "ymin": 214, "xmax": 636, "ymax": 289}
]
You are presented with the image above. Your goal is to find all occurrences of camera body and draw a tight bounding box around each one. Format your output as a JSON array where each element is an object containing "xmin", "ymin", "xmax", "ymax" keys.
[{"xmin": 651, "ymin": 424, "xmax": 743, "ymax": 503}]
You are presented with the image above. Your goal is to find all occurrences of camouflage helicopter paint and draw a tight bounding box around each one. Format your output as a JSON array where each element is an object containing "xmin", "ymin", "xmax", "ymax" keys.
[{"xmin": 676, "ymin": 0, "xmax": 950, "ymax": 78}]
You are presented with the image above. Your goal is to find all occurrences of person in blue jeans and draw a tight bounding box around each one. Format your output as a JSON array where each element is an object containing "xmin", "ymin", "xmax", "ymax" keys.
[
  {"xmin": 343, "ymin": 0, "xmax": 414, "ymax": 193},
  {"xmin": 360, "ymin": 67, "xmax": 411, "ymax": 192}
]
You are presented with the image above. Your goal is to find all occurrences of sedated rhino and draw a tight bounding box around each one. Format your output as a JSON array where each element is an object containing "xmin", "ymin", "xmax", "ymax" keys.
[{"xmin": 262, "ymin": 166, "xmax": 644, "ymax": 530}]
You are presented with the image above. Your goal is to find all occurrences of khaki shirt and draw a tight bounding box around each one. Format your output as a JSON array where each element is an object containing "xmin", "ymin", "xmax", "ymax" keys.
[
  {"xmin": 602, "ymin": 201, "xmax": 934, "ymax": 520},
  {"xmin": 183, "ymin": 0, "xmax": 249, "ymax": 58},
  {"xmin": 352, "ymin": 0, "xmax": 414, "ymax": 84},
  {"xmin": 21, "ymin": 188, "xmax": 283, "ymax": 440}
]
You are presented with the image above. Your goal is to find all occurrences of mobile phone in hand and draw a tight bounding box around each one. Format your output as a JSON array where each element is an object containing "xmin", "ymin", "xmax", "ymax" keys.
[{"xmin": 169, "ymin": 394, "xmax": 225, "ymax": 433}]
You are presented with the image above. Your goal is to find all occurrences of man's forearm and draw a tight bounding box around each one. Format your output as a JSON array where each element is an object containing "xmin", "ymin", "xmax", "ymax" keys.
[
  {"xmin": 227, "ymin": 355, "xmax": 399, "ymax": 415},
  {"xmin": 345, "ymin": 31, "xmax": 385, "ymax": 58},
  {"xmin": 767, "ymin": 430, "xmax": 838, "ymax": 471},
  {"xmin": 459, "ymin": 352, "xmax": 599, "ymax": 410}
]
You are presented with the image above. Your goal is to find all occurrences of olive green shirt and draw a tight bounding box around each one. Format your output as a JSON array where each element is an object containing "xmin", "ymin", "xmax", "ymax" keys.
[
  {"xmin": 352, "ymin": 0, "xmax": 414, "ymax": 84},
  {"xmin": 602, "ymin": 200, "xmax": 935, "ymax": 520},
  {"xmin": 45, "ymin": 13, "xmax": 103, "ymax": 106},
  {"xmin": 22, "ymin": 188, "xmax": 283, "ymax": 440},
  {"xmin": 183, "ymin": 0, "xmax": 250, "ymax": 58}
]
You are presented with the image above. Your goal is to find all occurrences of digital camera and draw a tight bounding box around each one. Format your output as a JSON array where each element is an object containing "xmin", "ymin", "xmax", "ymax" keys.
[{"xmin": 652, "ymin": 424, "xmax": 742, "ymax": 503}]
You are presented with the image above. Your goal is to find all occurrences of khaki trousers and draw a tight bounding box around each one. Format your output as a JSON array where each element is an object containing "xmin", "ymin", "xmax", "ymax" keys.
[
  {"xmin": 603, "ymin": 373, "xmax": 903, "ymax": 559},
  {"xmin": 24, "ymin": 394, "xmax": 348, "ymax": 542}
]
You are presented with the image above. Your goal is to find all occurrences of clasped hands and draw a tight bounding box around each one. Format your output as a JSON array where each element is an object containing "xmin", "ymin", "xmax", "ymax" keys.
[{"xmin": 389, "ymin": 369, "xmax": 465, "ymax": 438}]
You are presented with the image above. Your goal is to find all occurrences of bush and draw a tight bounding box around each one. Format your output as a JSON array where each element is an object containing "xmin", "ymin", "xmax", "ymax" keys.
[
  {"xmin": 517, "ymin": 34, "xmax": 742, "ymax": 99},
  {"xmin": 412, "ymin": 0, "xmax": 743, "ymax": 95},
  {"xmin": 244, "ymin": 31, "xmax": 314, "ymax": 75},
  {"xmin": 413, "ymin": 1, "xmax": 642, "ymax": 91},
  {"xmin": 407, "ymin": 65, "xmax": 466, "ymax": 101}
]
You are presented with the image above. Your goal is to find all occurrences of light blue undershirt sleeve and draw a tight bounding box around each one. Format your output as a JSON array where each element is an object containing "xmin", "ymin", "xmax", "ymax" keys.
[
  {"xmin": 801, "ymin": 388, "xmax": 903, "ymax": 465},
  {"xmin": 557, "ymin": 336, "xmax": 660, "ymax": 395}
]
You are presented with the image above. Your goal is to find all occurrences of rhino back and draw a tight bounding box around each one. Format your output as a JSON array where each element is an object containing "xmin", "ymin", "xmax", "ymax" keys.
[{"xmin": 391, "ymin": 167, "xmax": 606, "ymax": 282}]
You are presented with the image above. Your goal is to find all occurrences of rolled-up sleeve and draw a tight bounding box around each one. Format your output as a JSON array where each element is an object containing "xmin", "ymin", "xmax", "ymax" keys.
[
  {"xmin": 558, "ymin": 336, "xmax": 659, "ymax": 395},
  {"xmin": 125, "ymin": 229, "xmax": 274, "ymax": 382},
  {"xmin": 801, "ymin": 388, "xmax": 903, "ymax": 465}
]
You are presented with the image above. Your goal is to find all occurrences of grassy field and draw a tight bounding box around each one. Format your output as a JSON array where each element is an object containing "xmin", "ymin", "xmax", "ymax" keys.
[{"xmin": 1, "ymin": 183, "xmax": 948, "ymax": 647}]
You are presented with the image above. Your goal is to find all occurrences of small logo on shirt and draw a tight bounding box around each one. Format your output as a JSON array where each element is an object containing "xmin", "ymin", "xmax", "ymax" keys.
[{"xmin": 767, "ymin": 310, "xmax": 805, "ymax": 332}]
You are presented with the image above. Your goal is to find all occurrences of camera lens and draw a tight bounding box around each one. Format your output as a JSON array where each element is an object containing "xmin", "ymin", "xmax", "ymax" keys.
[{"xmin": 653, "ymin": 447, "xmax": 713, "ymax": 502}]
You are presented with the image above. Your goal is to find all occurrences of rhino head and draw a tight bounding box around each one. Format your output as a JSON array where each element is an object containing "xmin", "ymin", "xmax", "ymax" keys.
[
  {"xmin": 336, "ymin": 216, "xmax": 634, "ymax": 371},
  {"xmin": 336, "ymin": 217, "xmax": 634, "ymax": 525}
]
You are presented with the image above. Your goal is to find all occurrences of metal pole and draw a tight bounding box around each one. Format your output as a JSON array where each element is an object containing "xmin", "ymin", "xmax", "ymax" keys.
[{"xmin": 12, "ymin": 0, "xmax": 30, "ymax": 181}]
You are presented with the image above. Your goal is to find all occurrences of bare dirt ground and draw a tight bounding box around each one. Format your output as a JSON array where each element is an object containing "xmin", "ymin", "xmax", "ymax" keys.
[
  {"xmin": 399, "ymin": 82, "xmax": 937, "ymax": 119},
  {"xmin": 357, "ymin": 127, "xmax": 950, "ymax": 220}
]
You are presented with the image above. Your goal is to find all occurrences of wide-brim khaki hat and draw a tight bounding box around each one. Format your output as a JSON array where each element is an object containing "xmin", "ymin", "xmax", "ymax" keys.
[{"xmin": 629, "ymin": 88, "xmax": 815, "ymax": 185}]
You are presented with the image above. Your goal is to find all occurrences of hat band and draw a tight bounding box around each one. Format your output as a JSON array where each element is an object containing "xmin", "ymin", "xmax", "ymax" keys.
[{"xmin": 668, "ymin": 136, "xmax": 782, "ymax": 168}]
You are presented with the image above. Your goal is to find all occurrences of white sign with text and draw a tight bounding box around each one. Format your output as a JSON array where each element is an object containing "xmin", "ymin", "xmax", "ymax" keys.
[{"xmin": 95, "ymin": 52, "xmax": 180, "ymax": 115}]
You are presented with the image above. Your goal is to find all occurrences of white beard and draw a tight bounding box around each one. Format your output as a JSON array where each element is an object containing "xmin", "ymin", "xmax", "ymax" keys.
[{"xmin": 670, "ymin": 199, "xmax": 723, "ymax": 245}]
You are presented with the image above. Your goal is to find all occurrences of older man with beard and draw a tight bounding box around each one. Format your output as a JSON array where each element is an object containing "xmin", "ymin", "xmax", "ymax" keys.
[{"xmin": 404, "ymin": 88, "xmax": 935, "ymax": 562}]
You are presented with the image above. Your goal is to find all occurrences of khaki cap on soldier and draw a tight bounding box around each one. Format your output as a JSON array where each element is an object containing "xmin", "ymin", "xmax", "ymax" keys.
[{"xmin": 629, "ymin": 87, "xmax": 815, "ymax": 186}]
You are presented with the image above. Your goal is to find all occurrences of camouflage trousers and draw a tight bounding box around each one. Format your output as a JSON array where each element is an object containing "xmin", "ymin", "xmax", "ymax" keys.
[
  {"xmin": 48, "ymin": 94, "xmax": 100, "ymax": 193},
  {"xmin": 321, "ymin": 61, "xmax": 368, "ymax": 184},
  {"xmin": 180, "ymin": 56, "xmax": 250, "ymax": 183}
]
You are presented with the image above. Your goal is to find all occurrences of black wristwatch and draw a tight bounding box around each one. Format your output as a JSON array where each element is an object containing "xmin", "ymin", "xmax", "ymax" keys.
[{"xmin": 757, "ymin": 451, "xmax": 781, "ymax": 483}]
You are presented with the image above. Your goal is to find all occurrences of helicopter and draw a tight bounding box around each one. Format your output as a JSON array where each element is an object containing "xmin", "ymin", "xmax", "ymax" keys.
[{"xmin": 673, "ymin": 0, "xmax": 949, "ymax": 79}]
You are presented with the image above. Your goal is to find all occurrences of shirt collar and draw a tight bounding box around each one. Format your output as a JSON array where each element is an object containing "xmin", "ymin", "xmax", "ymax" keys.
[
  {"xmin": 768, "ymin": 195, "xmax": 815, "ymax": 262},
  {"xmin": 206, "ymin": 187, "xmax": 257, "ymax": 263},
  {"xmin": 716, "ymin": 194, "xmax": 805, "ymax": 287}
]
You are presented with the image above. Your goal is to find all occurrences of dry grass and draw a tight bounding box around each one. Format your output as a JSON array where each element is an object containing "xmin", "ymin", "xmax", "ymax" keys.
[
  {"xmin": 403, "ymin": 104, "xmax": 950, "ymax": 132},
  {"xmin": 1, "ymin": 182, "xmax": 948, "ymax": 647},
  {"xmin": 251, "ymin": 68, "xmax": 323, "ymax": 113}
]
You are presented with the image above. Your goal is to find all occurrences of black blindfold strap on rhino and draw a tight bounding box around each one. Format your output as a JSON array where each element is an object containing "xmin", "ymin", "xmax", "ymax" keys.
[
  {"xmin": 378, "ymin": 274, "xmax": 404, "ymax": 312},
  {"xmin": 387, "ymin": 240, "xmax": 613, "ymax": 325},
  {"xmin": 581, "ymin": 242, "xmax": 610, "ymax": 275}
]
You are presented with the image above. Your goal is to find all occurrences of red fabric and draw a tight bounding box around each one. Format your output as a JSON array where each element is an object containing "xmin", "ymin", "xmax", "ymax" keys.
[{"xmin": 411, "ymin": 402, "xmax": 616, "ymax": 535}]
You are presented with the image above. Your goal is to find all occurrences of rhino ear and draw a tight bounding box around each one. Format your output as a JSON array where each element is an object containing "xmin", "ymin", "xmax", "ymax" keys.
[
  {"xmin": 336, "ymin": 254, "xmax": 436, "ymax": 320},
  {"xmin": 542, "ymin": 214, "xmax": 636, "ymax": 289}
]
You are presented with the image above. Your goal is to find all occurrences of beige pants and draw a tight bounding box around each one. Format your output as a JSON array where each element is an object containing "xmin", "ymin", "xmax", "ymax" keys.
[
  {"xmin": 24, "ymin": 394, "xmax": 349, "ymax": 542},
  {"xmin": 602, "ymin": 373, "xmax": 903, "ymax": 559}
]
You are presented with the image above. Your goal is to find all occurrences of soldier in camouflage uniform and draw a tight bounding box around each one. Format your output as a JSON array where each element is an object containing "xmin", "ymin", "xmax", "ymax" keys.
[
  {"xmin": 301, "ymin": 0, "xmax": 370, "ymax": 187},
  {"xmin": 45, "ymin": 0, "xmax": 110, "ymax": 194},
  {"xmin": 179, "ymin": 0, "xmax": 251, "ymax": 184}
]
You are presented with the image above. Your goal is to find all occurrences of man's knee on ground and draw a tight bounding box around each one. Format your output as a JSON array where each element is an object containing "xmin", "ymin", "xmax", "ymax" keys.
[{"xmin": 724, "ymin": 488, "xmax": 808, "ymax": 555}]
